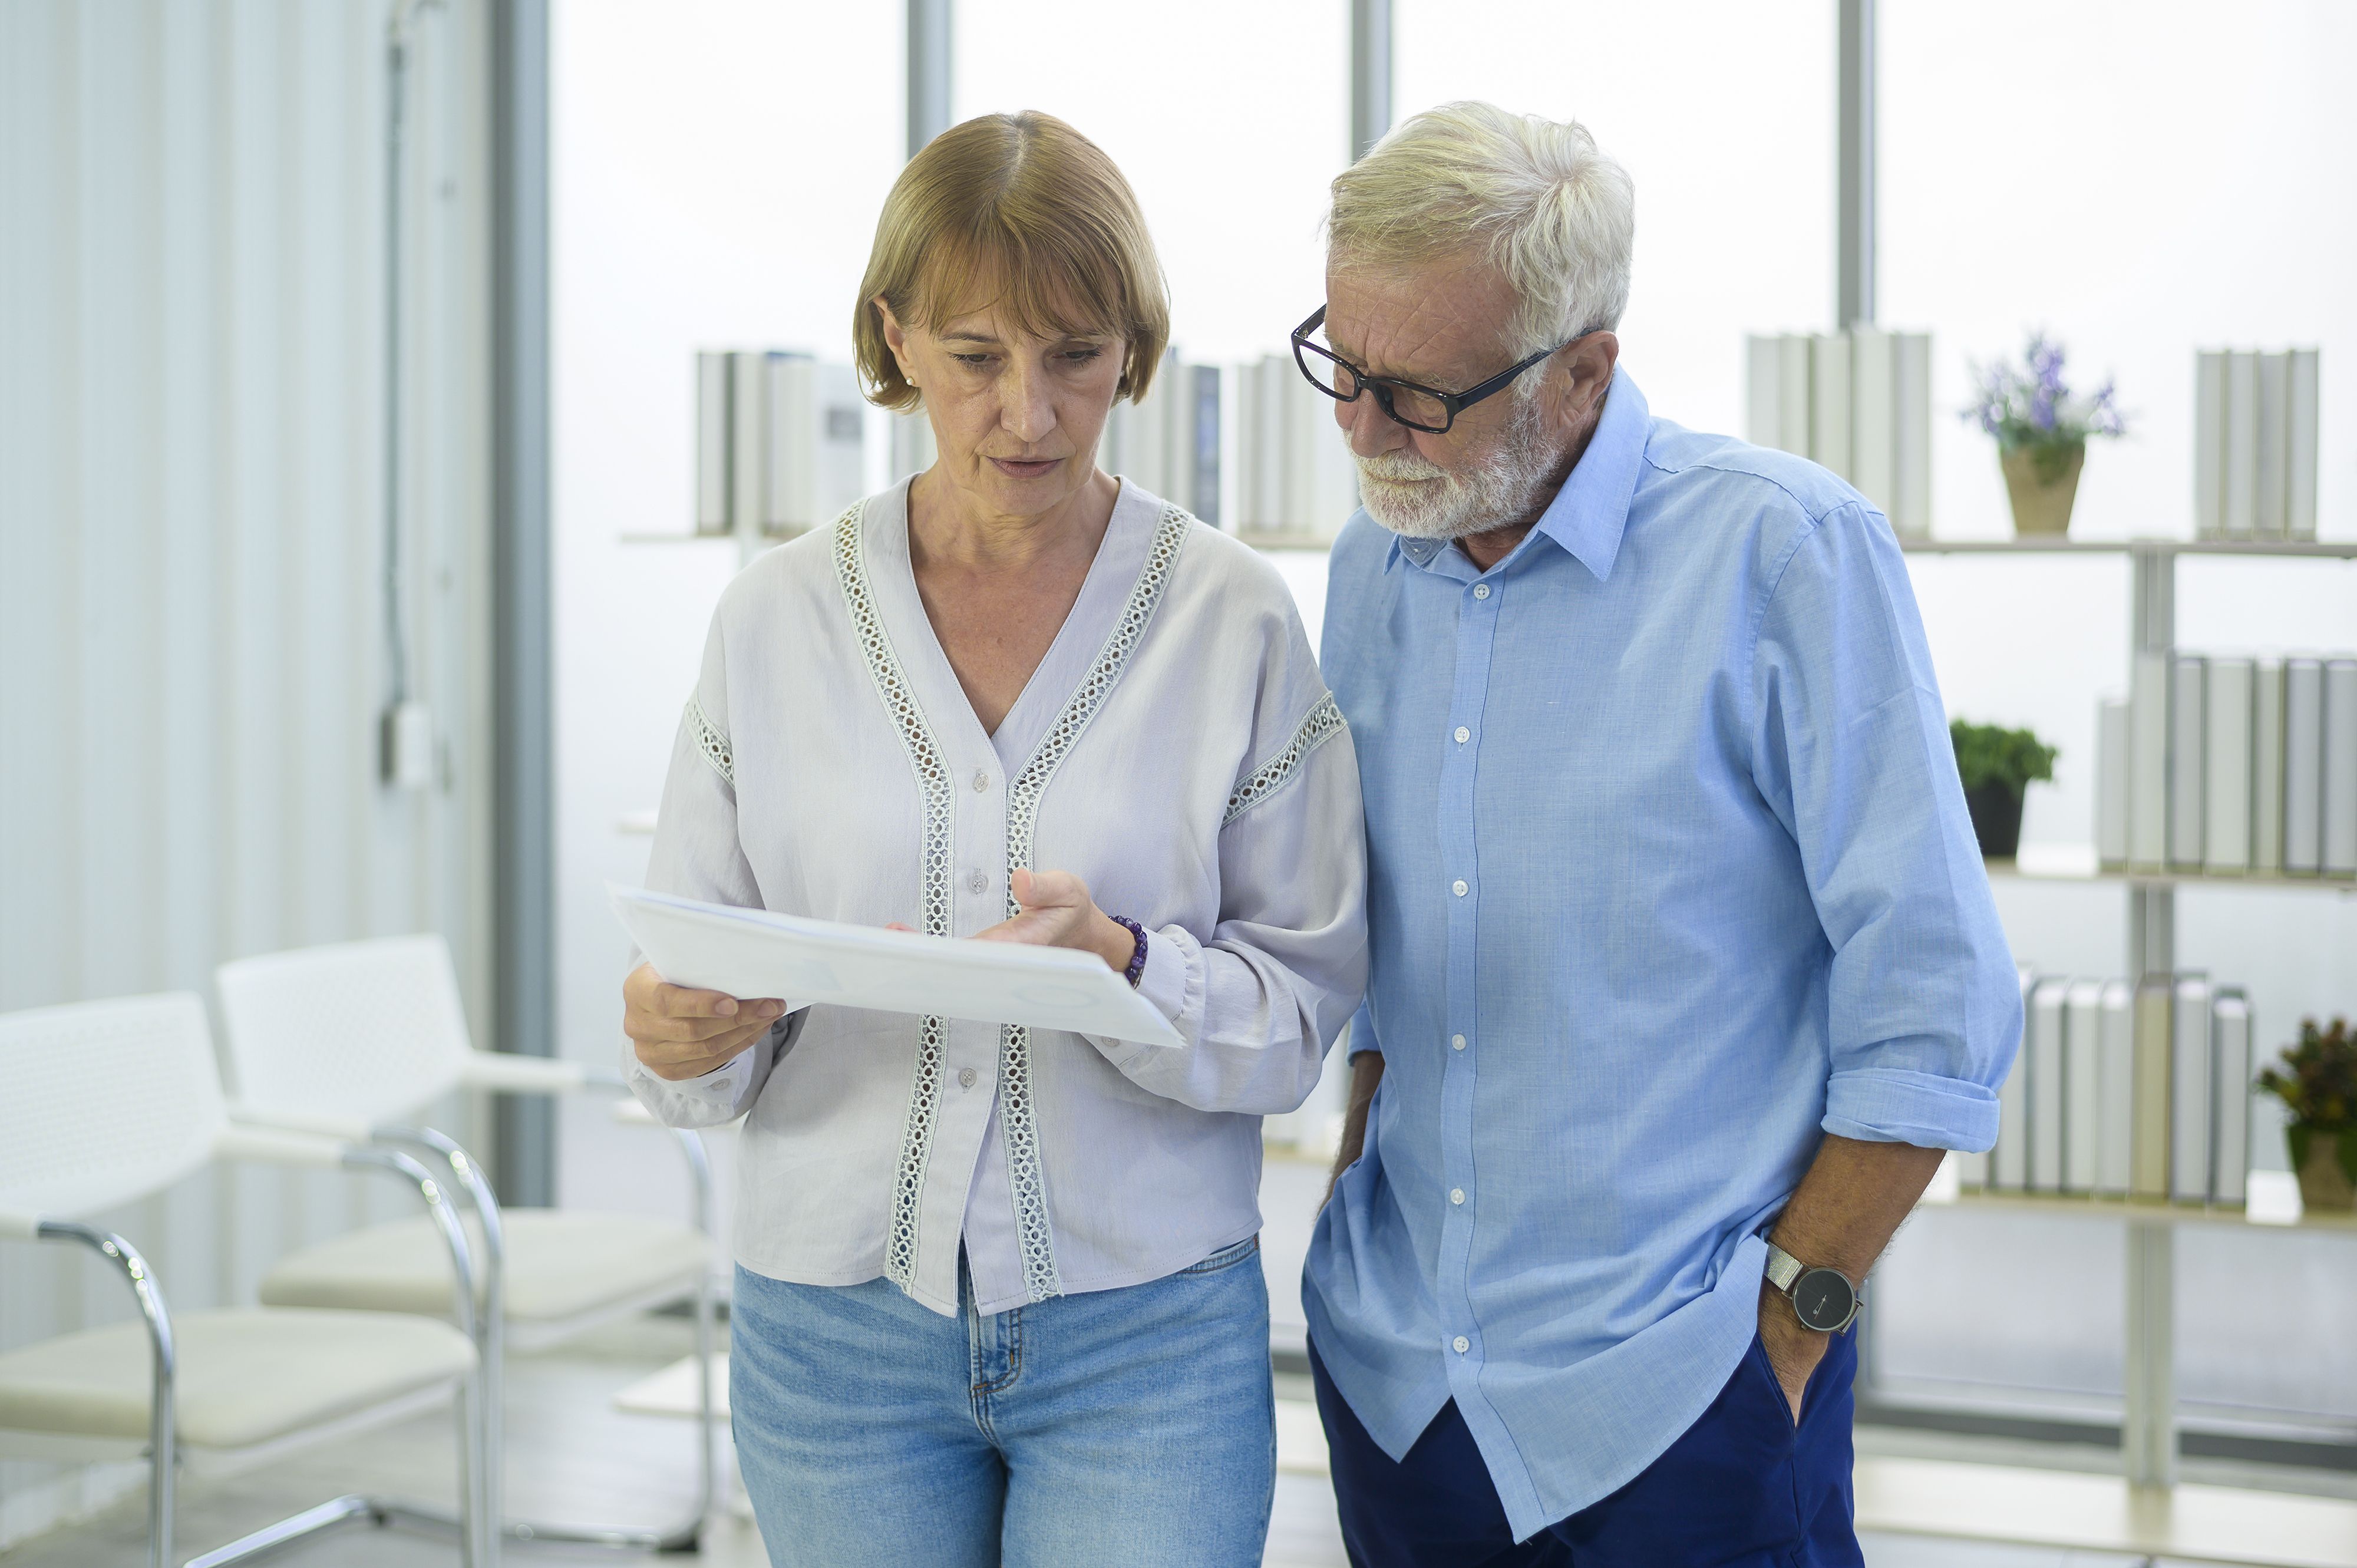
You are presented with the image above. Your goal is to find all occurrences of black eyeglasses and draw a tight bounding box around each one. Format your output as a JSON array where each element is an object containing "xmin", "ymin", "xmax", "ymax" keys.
[{"xmin": 1292, "ymin": 306, "xmax": 1579, "ymax": 434}]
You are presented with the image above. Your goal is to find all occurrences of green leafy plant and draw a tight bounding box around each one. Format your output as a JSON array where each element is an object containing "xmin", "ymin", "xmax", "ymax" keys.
[
  {"xmin": 1949, "ymin": 721, "xmax": 2056, "ymax": 797},
  {"xmin": 2261, "ymin": 1017, "xmax": 2357, "ymax": 1144}
]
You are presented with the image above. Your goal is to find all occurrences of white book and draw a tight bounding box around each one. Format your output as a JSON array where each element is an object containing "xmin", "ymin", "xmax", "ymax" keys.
[
  {"xmin": 2028, "ymin": 978, "xmax": 2070, "ymax": 1193},
  {"xmin": 1777, "ymin": 334, "xmax": 1813, "ymax": 457},
  {"xmin": 1746, "ymin": 335, "xmax": 1782, "ymax": 448},
  {"xmin": 1811, "ymin": 333, "xmax": 1853, "ymax": 478},
  {"xmin": 2131, "ymin": 973, "xmax": 2173, "ymax": 1199},
  {"xmin": 1189, "ymin": 364, "xmax": 1223, "ymax": 527},
  {"xmin": 815, "ymin": 363, "xmax": 870, "ymax": 524},
  {"xmin": 2254, "ymin": 659, "xmax": 2287, "ymax": 874},
  {"xmin": 695, "ymin": 351, "xmax": 731, "ymax": 534},
  {"xmin": 1850, "ymin": 328, "xmax": 1894, "ymax": 515},
  {"xmin": 1992, "ymin": 965, "xmax": 2035, "ymax": 1191},
  {"xmin": 2168, "ymin": 654, "xmax": 2207, "ymax": 870},
  {"xmin": 2192, "ymin": 349, "xmax": 2225, "ymax": 539},
  {"xmin": 2288, "ymin": 348, "xmax": 2320, "ymax": 540},
  {"xmin": 2254, "ymin": 351, "xmax": 2292, "ymax": 540},
  {"xmin": 2171, "ymin": 973, "xmax": 2214, "ymax": 1204},
  {"xmin": 1239, "ymin": 356, "xmax": 1288, "ymax": 534},
  {"xmin": 728, "ymin": 350, "xmax": 766, "ymax": 536},
  {"xmin": 2326, "ymin": 660, "xmax": 2357, "ymax": 877},
  {"xmin": 2097, "ymin": 697, "xmax": 2130, "ymax": 867},
  {"xmin": 2203, "ymin": 658, "xmax": 2254, "ymax": 874},
  {"xmin": 760, "ymin": 354, "xmax": 815, "ymax": 534},
  {"xmin": 2064, "ymin": 979, "xmax": 2105, "ymax": 1194},
  {"xmin": 2285, "ymin": 658, "xmax": 2325, "ymax": 874},
  {"xmin": 2211, "ymin": 989, "xmax": 2252, "ymax": 1205},
  {"xmin": 2095, "ymin": 979, "xmax": 2135, "ymax": 1197},
  {"xmin": 2128, "ymin": 651, "xmax": 2170, "ymax": 869},
  {"xmin": 2223, "ymin": 349, "xmax": 2258, "ymax": 538},
  {"xmin": 1893, "ymin": 333, "xmax": 1933, "ymax": 537}
]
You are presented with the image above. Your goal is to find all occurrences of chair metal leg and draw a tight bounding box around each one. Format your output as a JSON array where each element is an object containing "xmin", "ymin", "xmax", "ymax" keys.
[
  {"xmin": 378, "ymin": 1122, "xmax": 507, "ymax": 1562},
  {"xmin": 491, "ymin": 1125, "xmax": 718, "ymax": 1552},
  {"xmin": 179, "ymin": 1496, "xmax": 378, "ymax": 1568},
  {"xmin": 37, "ymin": 1223, "xmax": 176, "ymax": 1568},
  {"xmin": 367, "ymin": 1114, "xmax": 722, "ymax": 1554},
  {"xmin": 342, "ymin": 1144, "xmax": 486, "ymax": 1568}
]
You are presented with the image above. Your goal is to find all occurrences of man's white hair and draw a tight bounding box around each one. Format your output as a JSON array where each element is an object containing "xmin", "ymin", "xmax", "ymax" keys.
[{"xmin": 1327, "ymin": 101, "xmax": 1634, "ymax": 357}]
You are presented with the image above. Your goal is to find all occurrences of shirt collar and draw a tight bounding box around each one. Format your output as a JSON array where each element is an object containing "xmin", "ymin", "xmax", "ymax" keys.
[
  {"xmin": 1531, "ymin": 365, "xmax": 1647, "ymax": 582},
  {"xmin": 1379, "ymin": 366, "xmax": 1650, "ymax": 583}
]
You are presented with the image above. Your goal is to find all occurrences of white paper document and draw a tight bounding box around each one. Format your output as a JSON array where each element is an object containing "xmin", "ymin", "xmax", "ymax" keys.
[{"xmin": 610, "ymin": 885, "xmax": 1183, "ymax": 1049}]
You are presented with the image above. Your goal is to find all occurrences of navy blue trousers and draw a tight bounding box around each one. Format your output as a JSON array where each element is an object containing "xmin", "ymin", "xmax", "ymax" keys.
[{"xmin": 1310, "ymin": 1327, "xmax": 1863, "ymax": 1568}]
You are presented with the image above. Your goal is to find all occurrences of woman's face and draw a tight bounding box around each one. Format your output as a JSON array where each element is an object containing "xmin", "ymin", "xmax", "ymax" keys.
[{"xmin": 878, "ymin": 293, "xmax": 1127, "ymax": 522}]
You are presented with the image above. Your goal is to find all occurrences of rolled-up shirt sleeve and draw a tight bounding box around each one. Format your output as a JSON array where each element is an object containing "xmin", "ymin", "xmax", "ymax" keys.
[
  {"xmin": 623, "ymin": 618, "xmax": 789, "ymax": 1129},
  {"xmin": 1091, "ymin": 662, "xmax": 1369, "ymax": 1116},
  {"xmin": 1749, "ymin": 501, "xmax": 2019, "ymax": 1153}
]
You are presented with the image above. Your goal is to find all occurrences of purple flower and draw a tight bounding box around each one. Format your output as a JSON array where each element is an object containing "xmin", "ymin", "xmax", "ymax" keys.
[{"xmin": 1959, "ymin": 331, "xmax": 2131, "ymax": 451}]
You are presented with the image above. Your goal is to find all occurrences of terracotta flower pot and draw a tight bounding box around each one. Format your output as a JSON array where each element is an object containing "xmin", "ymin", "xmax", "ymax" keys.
[
  {"xmin": 2000, "ymin": 443, "xmax": 2085, "ymax": 536},
  {"xmin": 2289, "ymin": 1125, "xmax": 2357, "ymax": 1212}
]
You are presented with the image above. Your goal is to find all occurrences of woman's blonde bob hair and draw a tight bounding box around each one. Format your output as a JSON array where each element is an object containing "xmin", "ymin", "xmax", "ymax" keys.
[{"xmin": 854, "ymin": 111, "xmax": 1170, "ymax": 412}]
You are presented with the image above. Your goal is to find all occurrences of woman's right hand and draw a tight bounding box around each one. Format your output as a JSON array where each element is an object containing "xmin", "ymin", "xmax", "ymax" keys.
[{"xmin": 624, "ymin": 962, "xmax": 786, "ymax": 1081}]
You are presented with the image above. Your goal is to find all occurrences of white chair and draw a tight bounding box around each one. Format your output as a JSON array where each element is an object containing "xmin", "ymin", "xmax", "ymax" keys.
[
  {"xmin": 0, "ymin": 992, "xmax": 489, "ymax": 1568},
  {"xmin": 212, "ymin": 934, "xmax": 719, "ymax": 1554}
]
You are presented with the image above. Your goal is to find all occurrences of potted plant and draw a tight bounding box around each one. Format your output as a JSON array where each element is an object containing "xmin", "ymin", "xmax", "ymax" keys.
[
  {"xmin": 1949, "ymin": 720, "xmax": 2055, "ymax": 860},
  {"xmin": 1962, "ymin": 333, "xmax": 2127, "ymax": 536},
  {"xmin": 2259, "ymin": 1018, "xmax": 2357, "ymax": 1212}
]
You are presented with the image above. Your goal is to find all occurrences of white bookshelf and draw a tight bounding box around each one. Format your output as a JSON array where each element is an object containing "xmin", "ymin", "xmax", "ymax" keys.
[{"xmin": 1900, "ymin": 529, "xmax": 2357, "ymax": 1489}]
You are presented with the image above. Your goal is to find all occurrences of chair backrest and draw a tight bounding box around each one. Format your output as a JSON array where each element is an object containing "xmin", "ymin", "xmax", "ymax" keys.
[
  {"xmin": 0, "ymin": 993, "xmax": 228, "ymax": 1220},
  {"xmin": 214, "ymin": 934, "xmax": 473, "ymax": 1125}
]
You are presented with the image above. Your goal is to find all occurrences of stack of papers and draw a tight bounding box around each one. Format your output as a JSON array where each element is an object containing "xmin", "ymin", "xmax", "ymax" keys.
[{"xmin": 610, "ymin": 886, "xmax": 1181, "ymax": 1049}]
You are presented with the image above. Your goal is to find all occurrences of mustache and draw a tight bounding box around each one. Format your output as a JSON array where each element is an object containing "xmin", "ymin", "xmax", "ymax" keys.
[{"xmin": 1354, "ymin": 450, "xmax": 1451, "ymax": 483}]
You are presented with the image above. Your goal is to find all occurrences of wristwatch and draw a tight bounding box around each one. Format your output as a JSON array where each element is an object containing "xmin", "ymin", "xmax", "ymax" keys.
[{"xmin": 1764, "ymin": 1242, "xmax": 1862, "ymax": 1333}]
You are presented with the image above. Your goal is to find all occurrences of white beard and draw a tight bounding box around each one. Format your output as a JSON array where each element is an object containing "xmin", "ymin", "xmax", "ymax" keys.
[{"xmin": 1352, "ymin": 389, "xmax": 1560, "ymax": 542}]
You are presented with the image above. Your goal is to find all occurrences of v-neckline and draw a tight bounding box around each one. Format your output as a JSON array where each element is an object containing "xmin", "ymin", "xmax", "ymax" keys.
[{"xmin": 874, "ymin": 476, "xmax": 1155, "ymax": 775}]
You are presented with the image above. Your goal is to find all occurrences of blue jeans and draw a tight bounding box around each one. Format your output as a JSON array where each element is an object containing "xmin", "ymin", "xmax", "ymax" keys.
[
  {"xmin": 1312, "ymin": 1325, "xmax": 1861, "ymax": 1567},
  {"xmin": 730, "ymin": 1237, "xmax": 1275, "ymax": 1567}
]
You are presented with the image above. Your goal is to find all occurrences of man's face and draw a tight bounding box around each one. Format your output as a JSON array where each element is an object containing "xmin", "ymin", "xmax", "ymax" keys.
[{"xmin": 1322, "ymin": 253, "xmax": 1566, "ymax": 542}]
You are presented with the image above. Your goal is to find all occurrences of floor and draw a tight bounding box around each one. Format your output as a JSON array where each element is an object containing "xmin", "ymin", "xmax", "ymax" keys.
[
  {"xmin": 2, "ymin": 1157, "xmax": 2312, "ymax": 1567},
  {"xmin": 1, "ymin": 1304, "xmax": 2237, "ymax": 1568}
]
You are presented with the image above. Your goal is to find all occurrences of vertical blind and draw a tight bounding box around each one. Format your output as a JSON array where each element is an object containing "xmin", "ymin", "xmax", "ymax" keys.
[{"xmin": 0, "ymin": 0, "xmax": 495, "ymax": 1541}]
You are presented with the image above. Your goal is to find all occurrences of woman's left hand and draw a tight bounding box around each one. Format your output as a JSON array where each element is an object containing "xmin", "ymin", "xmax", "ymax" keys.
[{"xmin": 974, "ymin": 867, "xmax": 1137, "ymax": 976}]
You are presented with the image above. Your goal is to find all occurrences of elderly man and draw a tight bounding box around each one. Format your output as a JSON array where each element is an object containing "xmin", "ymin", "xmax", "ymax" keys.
[{"xmin": 1300, "ymin": 103, "xmax": 2020, "ymax": 1566}]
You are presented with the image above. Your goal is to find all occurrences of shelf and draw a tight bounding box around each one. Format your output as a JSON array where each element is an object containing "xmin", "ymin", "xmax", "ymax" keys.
[
  {"xmin": 1853, "ymin": 1456, "xmax": 2357, "ymax": 1567},
  {"xmin": 1927, "ymin": 1180, "xmax": 2355, "ymax": 1234},
  {"xmin": 1899, "ymin": 535, "xmax": 2357, "ymax": 559},
  {"xmin": 1987, "ymin": 844, "xmax": 2357, "ymax": 894},
  {"xmin": 1232, "ymin": 529, "xmax": 1341, "ymax": 552},
  {"xmin": 618, "ymin": 527, "xmax": 814, "ymax": 545}
]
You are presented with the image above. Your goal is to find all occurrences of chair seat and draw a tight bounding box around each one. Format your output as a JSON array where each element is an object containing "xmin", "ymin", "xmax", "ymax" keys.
[
  {"xmin": 0, "ymin": 1308, "xmax": 474, "ymax": 1450},
  {"xmin": 258, "ymin": 1209, "xmax": 709, "ymax": 1324}
]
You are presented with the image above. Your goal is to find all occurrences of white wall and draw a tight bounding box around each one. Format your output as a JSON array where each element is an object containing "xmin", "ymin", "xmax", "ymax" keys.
[
  {"xmin": 549, "ymin": 0, "xmax": 2357, "ymax": 1430},
  {"xmin": 547, "ymin": 1, "xmax": 903, "ymax": 1219},
  {"xmin": 0, "ymin": 0, "xmax": 495, "ymax": 1542}
]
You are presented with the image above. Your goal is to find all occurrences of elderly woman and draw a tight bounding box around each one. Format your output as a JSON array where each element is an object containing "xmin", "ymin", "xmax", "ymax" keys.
[{"xmin": 620, "ymin": 112, "xmax": 1365, "ymax": 1566}]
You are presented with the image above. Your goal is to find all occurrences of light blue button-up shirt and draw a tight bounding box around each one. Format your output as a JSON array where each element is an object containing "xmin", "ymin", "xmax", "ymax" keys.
[{"xmin": 1302, "ymin": 368, "xmax": 2019, "ymax": 1537}]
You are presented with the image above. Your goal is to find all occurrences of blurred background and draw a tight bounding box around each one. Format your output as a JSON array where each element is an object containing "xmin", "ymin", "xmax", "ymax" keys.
[{"xmin": 5, "ymin": 2, "xmax": 2355, "ymax": 1564}]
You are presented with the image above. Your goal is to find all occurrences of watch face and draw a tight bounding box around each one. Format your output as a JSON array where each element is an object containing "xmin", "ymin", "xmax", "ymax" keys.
[{"xmin": 1791, "ymin": 1268, "xmax": 1855, "ymax": 1332}]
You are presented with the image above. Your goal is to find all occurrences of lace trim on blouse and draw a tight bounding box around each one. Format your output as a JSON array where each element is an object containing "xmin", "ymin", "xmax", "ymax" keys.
[
  {"xmin": 1224, "ymin": 692, "xmax": 1346, "ymax": 827},
  {"xmin": 685, "ymin": 696, "xmax": 734, "ymax": 787},
  {"xmin": 832, "ymin": 501, "xmax": 957, "ymax": 1299},
  {"xmin": 996, "ymin": 501, "xmax": 1193, "ymax": 1302}
]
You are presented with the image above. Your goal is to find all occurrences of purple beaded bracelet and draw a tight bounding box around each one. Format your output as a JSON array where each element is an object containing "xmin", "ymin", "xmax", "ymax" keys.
[{"xmin": 1108, "ymin": 915, "xmax": 1148, "ymax": 989}]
